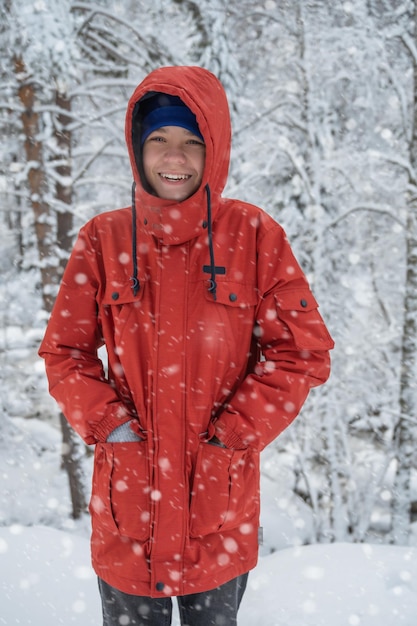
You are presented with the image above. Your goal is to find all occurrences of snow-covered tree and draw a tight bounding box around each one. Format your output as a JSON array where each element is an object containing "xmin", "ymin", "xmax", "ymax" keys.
[
  {"xmin": 391, "ymin": 0, "xmax": 417, "ymax": 544},
  {"xmin": 1, "ymin": 0, "xmax": 416, "ymax": 545}
]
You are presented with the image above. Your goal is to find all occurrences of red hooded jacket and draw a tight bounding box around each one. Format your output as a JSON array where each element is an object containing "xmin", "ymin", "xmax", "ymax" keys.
[{"xmin": 39, "ymin": 66, "xmax": 334, "ymax": 597}]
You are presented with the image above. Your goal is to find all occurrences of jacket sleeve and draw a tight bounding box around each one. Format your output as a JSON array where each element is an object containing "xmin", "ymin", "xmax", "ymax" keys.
[
  {"xmin": 38, "ymin": 226, "xmax": 132, "ymax": 445},
  {"xmin": 209, "ymin": 224, "xmax": 334, "ymax": 452}
]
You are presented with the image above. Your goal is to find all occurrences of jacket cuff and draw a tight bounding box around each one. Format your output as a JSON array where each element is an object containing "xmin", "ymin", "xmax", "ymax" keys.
[
  {"xmin": 92, "ymin": 411, "xmax": 132, "ymax": 443},
  {"xmin": 212, "ymin": 418, "xmax": 246, "ymax": 450}
]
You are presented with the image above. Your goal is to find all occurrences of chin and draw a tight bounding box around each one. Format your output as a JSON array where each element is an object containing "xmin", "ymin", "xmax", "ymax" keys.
[{"xmin": 160, "ymin": 187, "xmax": 198, "ymax": 201}]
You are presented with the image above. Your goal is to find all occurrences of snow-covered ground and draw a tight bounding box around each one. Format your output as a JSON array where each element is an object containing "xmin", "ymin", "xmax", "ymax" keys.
[{"xmin": 1, "ymin": 524, "xmax": 416, "ymax": 625}]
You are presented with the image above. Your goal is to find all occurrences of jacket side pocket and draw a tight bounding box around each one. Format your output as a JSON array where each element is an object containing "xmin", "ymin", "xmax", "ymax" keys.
[
  {"xmin": 89, "ymin": 441, "xmax": 150, "ymax": 541},
  {"xmin": 189, "ymin": 443, "xmax": 259, "ymax": 538}
]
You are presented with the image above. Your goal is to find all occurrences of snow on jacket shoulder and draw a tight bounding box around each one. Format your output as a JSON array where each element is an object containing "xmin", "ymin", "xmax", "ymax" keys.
[{"xmin": 39, "ymin": 66, "xmax": 334, "ymax": 598}]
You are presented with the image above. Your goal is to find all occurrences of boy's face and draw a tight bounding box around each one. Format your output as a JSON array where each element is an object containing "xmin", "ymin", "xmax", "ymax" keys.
[{"xmin": 142, "ymin": 125, "xmax": 205, "ymax": 201}]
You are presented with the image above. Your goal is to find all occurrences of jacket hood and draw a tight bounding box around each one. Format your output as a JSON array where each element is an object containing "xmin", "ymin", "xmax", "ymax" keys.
[{"xmin": 125, "ymin": 66, "xmax": 231, "ymax": 246}]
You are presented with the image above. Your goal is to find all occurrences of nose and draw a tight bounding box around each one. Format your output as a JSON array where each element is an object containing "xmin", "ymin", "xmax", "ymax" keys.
[{"xmin": 163, "ymin": 146, "xmax": 186, "ymax": 163}]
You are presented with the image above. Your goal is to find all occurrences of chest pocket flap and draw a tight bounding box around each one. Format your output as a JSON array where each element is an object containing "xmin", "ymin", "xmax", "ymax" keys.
[
  {"xmin": 274, "ymin": 288, "xmax": 334, "ymax": 351},
  {"xmin": 204, "ymin": 281, "xmax": 258, "ymax": 308},
  {"xmin": 102, "ymin": 280, "xmax": 145, "ymax": 306}
]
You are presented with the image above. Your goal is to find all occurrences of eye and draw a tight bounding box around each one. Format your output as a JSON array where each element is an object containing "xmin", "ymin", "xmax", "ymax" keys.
[{"xmin": 148, "ymin": 135, "xmax": 166, "ymax": 143}]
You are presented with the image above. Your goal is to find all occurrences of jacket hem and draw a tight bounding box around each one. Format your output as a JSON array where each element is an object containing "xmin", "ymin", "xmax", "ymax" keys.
[{"xmin": 93, "ymin": 555, "xmax": 258, "ymax": 598}]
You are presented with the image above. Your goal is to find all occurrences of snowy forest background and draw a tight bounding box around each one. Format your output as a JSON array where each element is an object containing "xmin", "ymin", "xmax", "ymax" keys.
[{"xmin": 1, "ymin": 0, "xmax": 417, "ymax": 556}]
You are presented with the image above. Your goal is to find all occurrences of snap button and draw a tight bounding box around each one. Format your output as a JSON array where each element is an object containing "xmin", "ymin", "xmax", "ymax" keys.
[
  {"xmin": 229, "ymin": 293, "xmax": 238, "ymax": 302},
  {"xmin": 156, "ymin": 581, "xmax": 165, "ymax": 591},
  {"xmin": 111, "ymin": 292, "xmax": 119, "ymax": 301},
  {"xmin": 300, "ymin": 299, "xmax": 308, "ymax": 308},
  {"xmin": 202, "ymin": 220, "xmax": 208, "ymax": 228}
]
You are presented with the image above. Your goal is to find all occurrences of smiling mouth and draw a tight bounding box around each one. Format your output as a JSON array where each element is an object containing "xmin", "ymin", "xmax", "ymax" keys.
[{"xmin": 159, "ymin": 173, "xmax": 191, "ymax": 181}]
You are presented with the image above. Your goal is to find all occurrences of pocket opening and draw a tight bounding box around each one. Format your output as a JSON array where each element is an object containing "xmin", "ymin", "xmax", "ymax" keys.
[
  {"xmin": 89, "ymin": 442, "xmax": 150, "ymax": 541},
  {"xmin": 189, "ymin": 443, "xmax": 259, "ymax": 538}
]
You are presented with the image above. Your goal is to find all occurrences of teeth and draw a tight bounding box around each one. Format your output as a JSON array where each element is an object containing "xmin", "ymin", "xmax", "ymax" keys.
[{"xmin": 160, "ymin": 173, "xmax": 190, "ymax": 181}]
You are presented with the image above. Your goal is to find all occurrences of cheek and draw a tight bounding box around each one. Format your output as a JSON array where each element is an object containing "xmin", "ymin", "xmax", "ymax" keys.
[
  {"xmin": 142, "ymin": 154, "xmax": 155, "ymax": 181},
  {"xmin": 197, "ymin": 153, "xmax": 206, "ymax": 179},
  {"xmin": 142, "ymin": 145, "xmax": 156, "ymax": 171}
]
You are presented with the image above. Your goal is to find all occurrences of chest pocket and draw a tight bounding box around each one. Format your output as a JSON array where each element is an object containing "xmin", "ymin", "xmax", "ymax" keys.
[
  {"xmin": 100, "ymin": 279, "xmax": 147, "ymax": 336},
  {"xmin": 102, "ymin": 280, "xmax": 145, "ymax": 307},
  {"xmin": 203, "ymin": 280, "xmax": 258, "ymax": 308},
  {"xmin": 274, "ymin": 288, "xmax": 334, "ymax": 351}
]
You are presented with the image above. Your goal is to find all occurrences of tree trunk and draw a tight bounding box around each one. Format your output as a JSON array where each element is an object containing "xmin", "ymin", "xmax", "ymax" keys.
[
  {"xmin": 16, "ymin": 58, "xmax": 87, "ymax": 519},
  {"xmin": 391, "ymin": 0, "xmax": 417, "ymax": 544},
  {"xmin": 54, "ymin": 88, "xmax": 88, "ymax": 519},
  {"xmin": 15, "ymin": 57, "xmax": 55, "ymax": 312},
  {"xmin": 60, "ymin": 413, "xmax": 88, "ymax": 519},
  {"xmin": 55, "ymin": 89, "xmax": 74, "ymax": 276}
]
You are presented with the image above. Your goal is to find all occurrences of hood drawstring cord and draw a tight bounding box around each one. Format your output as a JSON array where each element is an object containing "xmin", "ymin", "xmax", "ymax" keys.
[
  {"xmin": 205, "ymin": 183, "xmax": 217, "ymax": 301},
  {"xmin": 130, "ymin": 181, "xmax": 217, "ymax": 300},
  {"xmin": 130, "ymin": 182, "xmax": 140, "ymax": 297}
]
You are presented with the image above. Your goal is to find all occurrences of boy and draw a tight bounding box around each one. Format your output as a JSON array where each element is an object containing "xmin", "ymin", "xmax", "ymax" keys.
[{"xmin": 39, "ymin": 66, "xmax": 334, "ymax": 625}]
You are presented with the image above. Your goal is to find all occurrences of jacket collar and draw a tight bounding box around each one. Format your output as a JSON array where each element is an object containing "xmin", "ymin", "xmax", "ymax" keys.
[{"xmin": 134, "ymin": 176, "xmax": 211, "ymax": 246}]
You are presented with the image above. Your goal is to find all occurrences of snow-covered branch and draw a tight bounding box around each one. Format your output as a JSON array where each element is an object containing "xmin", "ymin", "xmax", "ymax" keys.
[{"xmin": 328, "ymin": 204, "xmax": 406, "ymax": 229}]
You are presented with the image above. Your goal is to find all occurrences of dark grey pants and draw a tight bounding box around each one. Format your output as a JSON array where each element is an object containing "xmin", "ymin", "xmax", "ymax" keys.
[{"xmin": 98, "ymin": 573, "xmax": 248, "ymax": 626}]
